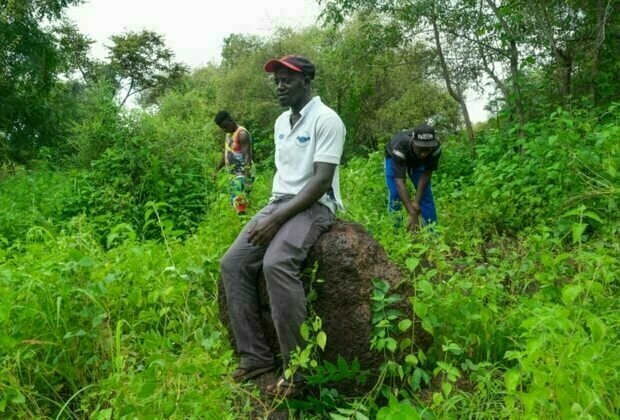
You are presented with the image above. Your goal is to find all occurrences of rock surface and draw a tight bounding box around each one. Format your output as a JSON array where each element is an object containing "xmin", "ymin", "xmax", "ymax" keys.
[{"xmin": 217, "ymin": 220, "xmax": 432, "ymax": 397}]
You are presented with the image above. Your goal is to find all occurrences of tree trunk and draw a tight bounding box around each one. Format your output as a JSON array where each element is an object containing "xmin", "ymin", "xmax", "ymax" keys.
[
  {"xmin": 592, "ymin": 0, "xmax": 611, "ymax": 105},
  {"xmin": 485, "ymin": 0, "xmax": 524, "ymax": 128},
  {"xmin": 431, "ymin": 18, "xmax": 475, "ymax": 152},
  {"xmin": 555, "ymin": 48, "xmax": 572, "ymax": 98}
]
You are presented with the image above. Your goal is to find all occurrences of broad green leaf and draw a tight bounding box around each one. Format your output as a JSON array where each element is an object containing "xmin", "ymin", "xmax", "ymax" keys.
[
  {"xmin": 583, "ymin": 211, "xmax": 603, "ymax": 223},
  {"xmin": 405, "ymin": 354, "xmax": 418, "ymax": 366},
  {"xmin": 354, "ymin": 412, "xmax": 370, "ymax": 420},
  {"xmin": 421, "ymin": 319, "xmax": 433, "ymax": 335},
  {"xmin": 91, "ymin": 312, "xmax": 107, "ymax": 327},
  {"xmin": 413, "ymin": 301, "xmax": 427, "ymax": 318},
  {"xmin": 317, "ymin": 331, "xmax": 327, "ymax": 350},
  {"xmin": 10, "ymin": 392, "xmax": 25, "ymax": 404},
  {"xmin": 504, "ymin": 369, "xmax": 520, "ymax": 391},
  {"xmin": 562, "ymin": 284, "xmax": 583, "ymax": 305},
  {"xmin": 405, "ymin": 257, "xmax": 420, "ymax": 272},
  {"xmin": 571, "ymin": 222, "xmax": 588, "ymax": 244},
  {"xmin": 300, "ymin": 323, "xmax": 310, "ymax": 341},
  {"xmin": 587, "ymin": 316, "xmax": 606, "ymax": 342},
  {"xmin": 385, "ymin": 338, "xmax": 397, "ymax": 352},
  {"xmin": 138, "ymin": 381, "xmax": 157, "ymax": 398},
  {"xmin": 398, "ymin": 319, "xmax": 412, "ymax": 332}
]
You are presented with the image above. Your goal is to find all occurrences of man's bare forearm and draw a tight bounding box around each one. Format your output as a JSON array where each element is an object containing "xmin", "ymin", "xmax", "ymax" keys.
[
  {"xmin": 395, "ymin": 178, "xmax": 418, "ymax": 216},
  {"xmin": 270, "ymin": 163, "xmax": 335, "ymax": 224},
  {"xmin": 414, "ymin": 171, "xmax": 431, "ymax": 206}
]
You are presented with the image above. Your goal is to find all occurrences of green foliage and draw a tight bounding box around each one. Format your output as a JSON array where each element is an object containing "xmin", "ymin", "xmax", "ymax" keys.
[
  {"xmin": 0, "ymin": 170, "xmax": 74, "ymax": 243},
  {"xmin": 66, "ymin": 81, "xmax": 123, "ymax": 166},
  {"xmin": 107, "ymin": 30, "xmax": 189, "ymax": 106},
  {"xmin": 0, "ymin": 0, "xmax": 82, "ymax": 161},
  {"xmin": 2, "ymin": 101, "xmax": 620, "ymax": 418},
  {"xmin": 1, "ymin": 3, "xmax": 620, "ymax": 417},
  {"xmin": 0, "ymin": 177, "xmax": 261, "ymax": 417},
  {"xmin": 335, "ymin": 103, "xmax": 620, "ymax": 418},
  {"xmin": 449, "ymin": 104, "xmax": 620, "ymax": 235},
  {"xmin": 60, "ymin": 100, "xmax": 252, "ymax": 242}
]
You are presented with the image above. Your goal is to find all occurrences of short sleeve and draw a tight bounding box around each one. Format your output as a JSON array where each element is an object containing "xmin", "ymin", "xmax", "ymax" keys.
[
  {"xmin": 391, "ymin": 152, "xmax": 408, "ymax": 178},
  {"xmin": 314, "ymin": 115, "xmax": 346, "ymax": 165}
]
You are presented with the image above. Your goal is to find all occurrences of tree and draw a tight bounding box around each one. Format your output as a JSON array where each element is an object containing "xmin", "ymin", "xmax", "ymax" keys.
[
  {"xmin": 54, "ymin": 20, "xmax": 96, "ymax": 81},
  {"xmin": 319, "ymin": 0, "xmax": 478, "ymax": 147},
  {"xmin": 107, "ymin": 30, "xmax": 189, "ymax": 106},
  {"xmin": 0, "ymin": 0, "xmax": 83, "ymax": 161}
]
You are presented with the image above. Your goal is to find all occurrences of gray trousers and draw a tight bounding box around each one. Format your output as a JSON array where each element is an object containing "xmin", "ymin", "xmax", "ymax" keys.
[{"xmin": 220, "ymin": 198, "xmax": 335, "ymax": 369}]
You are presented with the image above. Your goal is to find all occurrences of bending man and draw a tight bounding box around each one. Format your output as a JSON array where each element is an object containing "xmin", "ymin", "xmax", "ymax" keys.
[{"xmin": 384, "ymin": 124, "xmax": 441, "ymax": 231}]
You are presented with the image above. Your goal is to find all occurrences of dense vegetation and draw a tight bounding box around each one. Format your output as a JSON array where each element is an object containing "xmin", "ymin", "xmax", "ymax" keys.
[{"xmin": 1, "ymin": 0, "xmax": 619, "ymax": 418}]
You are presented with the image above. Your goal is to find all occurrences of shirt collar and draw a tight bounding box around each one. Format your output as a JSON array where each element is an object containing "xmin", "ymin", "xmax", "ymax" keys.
[
  {"xmin": 285, "ymin": 96, "xmax": 321, "ymax": 118},
  {"xmin": 300, "ymin": 96, "xmax": 321, "ymax": 117}
]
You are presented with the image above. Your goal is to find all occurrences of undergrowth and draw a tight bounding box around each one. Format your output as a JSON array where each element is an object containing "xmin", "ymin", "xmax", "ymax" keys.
[{"xmin": 1, "ymin": 104, "xmax": 619, "ymax": 418}]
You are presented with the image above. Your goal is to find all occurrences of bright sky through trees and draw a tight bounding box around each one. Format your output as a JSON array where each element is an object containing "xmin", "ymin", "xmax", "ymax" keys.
[
  {"xmin": 67, "ymin": 0, "xmax": 321, "ymax": 67},
  {"xmin": 67, "ymin": 0, "xmax": 489, "ymax": 121}
]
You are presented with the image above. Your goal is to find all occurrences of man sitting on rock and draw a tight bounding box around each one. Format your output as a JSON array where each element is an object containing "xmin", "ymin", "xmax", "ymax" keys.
[{"xmin": 219, "ymin": 55, "xmax": 346, "ymax": 398}]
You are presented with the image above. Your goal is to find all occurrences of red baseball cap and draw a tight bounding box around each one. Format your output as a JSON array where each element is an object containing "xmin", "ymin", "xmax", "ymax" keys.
[{"xmin": 264, "ymin": 55, "xmax": 316, "ymax": 80}]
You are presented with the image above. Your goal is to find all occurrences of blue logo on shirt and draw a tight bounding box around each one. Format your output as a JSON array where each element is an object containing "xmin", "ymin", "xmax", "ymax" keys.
[
  {"xmin": 296, "ymin": 134, "xmax": 312, "ymax": 147},
  {"xmin": 278, "ymin": 134, "xmax": 285, "ymax": 139}
]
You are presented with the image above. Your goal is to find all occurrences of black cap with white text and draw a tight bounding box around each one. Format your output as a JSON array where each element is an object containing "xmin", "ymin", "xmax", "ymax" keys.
[{"xmin": 412, "ymin": 124, "xmax": 438, "ymax": 147}]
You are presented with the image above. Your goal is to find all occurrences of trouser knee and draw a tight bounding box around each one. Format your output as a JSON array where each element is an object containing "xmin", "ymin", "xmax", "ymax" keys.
[
  {"xmin": 263, "ymin": 257, "xmax": 305, "ymax": 303},
  {"xmin": 220, "ymin": 250, "xmax": 235, "ymax": 276}
]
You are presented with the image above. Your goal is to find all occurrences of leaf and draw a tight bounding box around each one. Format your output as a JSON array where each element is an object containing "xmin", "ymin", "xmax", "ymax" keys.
[
  {"xmin": 405, "ymin": 354, "xmax": 418, "ymax": 366},
  {"xmin": 587, "ymin": 316, "xmax": 606, "ymax": 342},
  {"xmin": 373, "ymin": 279, "xmax": 390, "ymax": 294},
  {"xmin": 504, "ymin": 369, "xmax": 520, "ymax": 391},
  {"xmin": 378, "ymin": 396, "xmax": 421, "ymax": 420},
  {"xmin": 405, "ymin": 257, "xmax": 419, "ymax": 272},
  {"xmin": 138, "ymin": 381, "xmax": 157, "ymax": 398},
  {"xmin": 63, "ymin": 330, "xmax": 87, "ymax": 339},
  {"xmin": 583, "ymin": 211, "xmax": 603, "ymax": 224},
  {"xmin": 10, "ymin": 391, "xmax": 25, "ymax": 404},
  {"xmin": 300, "ymin": 323, "xmax": 310, "ymax": 341},
  {"xmin": 421, "ymin": 318, "xmax": 433, "ymax": 335},
  {"xmin": 413, "ymin": 300, "xmax": 428, "ymax": 318},
  {"xmin": 571, "ymin": 223, "xmax": 588, "ymax": 244},
  {"xmin": 91, "ymin": 312, "xmax": 107, "ymax": 327},
  {"xmin": 398, "ymin": 319, "xmax": 412, "ymax": 332},
  {"xmin": 562, "ymin": 284, "xmax": 583, "ymax": 305},
  {"xmin": 317, "ymin": 331, "xmax": 327, "ymax": 350},
  {"xmin": 417, "ymin": 280, "xmax": 433, "ymax": 295}
]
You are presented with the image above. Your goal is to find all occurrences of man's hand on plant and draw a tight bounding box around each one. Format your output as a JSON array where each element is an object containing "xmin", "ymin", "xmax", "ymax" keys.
[
  {"xmin": 407, "ymin": 213, "xmax": 420, "ymax": 232},
  {"xmin": 408, "ymin": 203, "xmax": 421, "ymax": 232}
]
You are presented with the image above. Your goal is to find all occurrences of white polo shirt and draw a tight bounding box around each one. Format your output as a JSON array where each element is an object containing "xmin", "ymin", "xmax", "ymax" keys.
[{"xmin": 271, "ymin": 96, "xmax": 346, "ymax": 213}]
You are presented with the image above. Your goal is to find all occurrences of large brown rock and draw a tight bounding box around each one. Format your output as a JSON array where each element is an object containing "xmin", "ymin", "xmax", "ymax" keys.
[{"xmin": 217, "ymin": 221, "xmax": 432, "ymax": 396}]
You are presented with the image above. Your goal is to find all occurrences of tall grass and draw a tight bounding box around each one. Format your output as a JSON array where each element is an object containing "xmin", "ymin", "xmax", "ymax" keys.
[{"xmin": 1, "ymin": 104, "xmax": 619, "ymax": 418}]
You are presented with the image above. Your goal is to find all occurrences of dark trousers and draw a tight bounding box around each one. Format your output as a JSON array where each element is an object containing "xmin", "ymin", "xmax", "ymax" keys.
[{"xmin": 220, "ymin": 198, "xmax": 335, "ymax": 369}]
